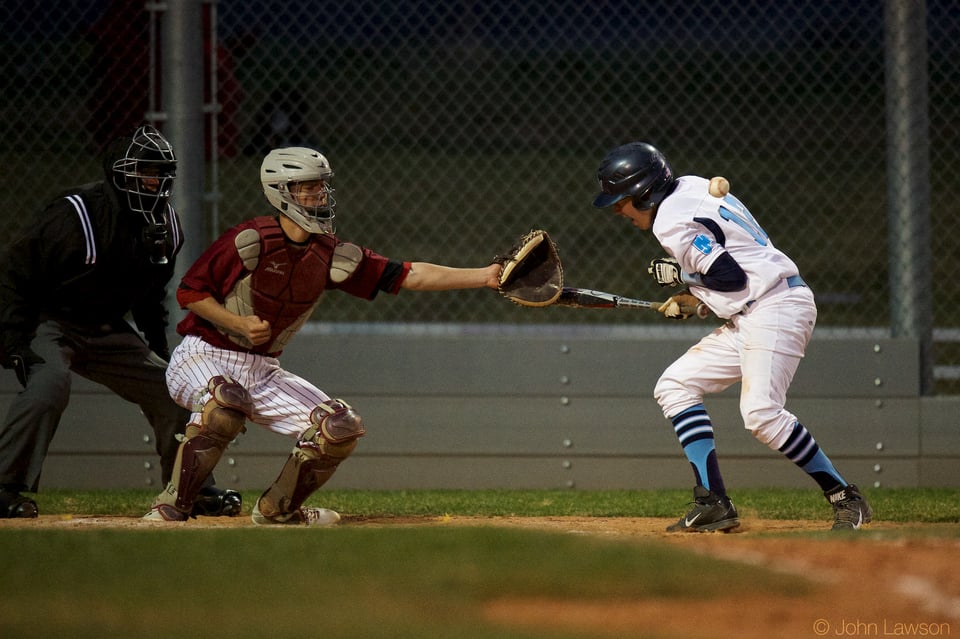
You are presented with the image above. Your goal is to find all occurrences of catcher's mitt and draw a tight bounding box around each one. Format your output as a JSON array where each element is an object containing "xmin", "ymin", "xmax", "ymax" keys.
[{"xmin": 495, "ymin": 229, "xmax": 563, "ymax": 307}]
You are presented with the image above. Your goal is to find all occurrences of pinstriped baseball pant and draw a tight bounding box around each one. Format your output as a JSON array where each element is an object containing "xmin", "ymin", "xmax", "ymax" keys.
[{"xmin": 166, "ymin": 334, "xmax": 332, "ymax": 440}]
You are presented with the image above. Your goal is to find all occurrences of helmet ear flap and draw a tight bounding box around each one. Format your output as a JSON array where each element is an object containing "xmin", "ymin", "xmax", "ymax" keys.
[
  {"xmin": 630, "ymin": 170, "xmax": 674, "ymax": 211},
  {"xmin": 629, "ymin": 182, "xmax": 654, "ymax": 210}
]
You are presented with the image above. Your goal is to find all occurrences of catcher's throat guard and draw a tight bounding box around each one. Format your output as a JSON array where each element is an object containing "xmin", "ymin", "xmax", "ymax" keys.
[{"xmin": 496, "ymin": 229, "xmax": 563, "ymax": 307}]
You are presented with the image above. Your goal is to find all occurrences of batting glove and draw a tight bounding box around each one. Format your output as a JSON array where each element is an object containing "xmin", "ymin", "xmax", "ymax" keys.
[
  {"xmin": 657, "ymin": 292, "xmax": 705, "ymax": 320},
  {"xmin": 648, "ymin": 257, "xmax": 684, "ymax": 287}
]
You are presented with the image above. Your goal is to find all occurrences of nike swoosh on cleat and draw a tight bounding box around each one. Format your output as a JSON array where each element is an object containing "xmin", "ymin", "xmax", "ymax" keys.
[{"xmin": 684, "ymin": 513, "xmax": 702, "ymax": 527}]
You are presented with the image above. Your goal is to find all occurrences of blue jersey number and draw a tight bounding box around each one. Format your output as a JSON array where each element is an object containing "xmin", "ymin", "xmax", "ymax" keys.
[{"xmin": 719, "ymin": 195, "xmax": 768, "ymax": 246}]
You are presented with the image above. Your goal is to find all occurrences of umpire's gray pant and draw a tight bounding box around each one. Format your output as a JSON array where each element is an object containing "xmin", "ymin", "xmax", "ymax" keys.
[{"xmin": 0, "ymin": 320, "xmax": 188, "ymax": 492}]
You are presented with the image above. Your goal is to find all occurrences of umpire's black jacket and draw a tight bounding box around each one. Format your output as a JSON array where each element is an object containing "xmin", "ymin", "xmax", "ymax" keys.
[{"xmin": 0, "ymin": 167, "xmax": 183, "ymax": 363}]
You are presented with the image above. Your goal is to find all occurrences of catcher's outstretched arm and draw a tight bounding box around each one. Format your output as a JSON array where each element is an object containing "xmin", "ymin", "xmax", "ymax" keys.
[{"xmin": 402, "ymin": 262, "xmax": 500, "ymax": 291}]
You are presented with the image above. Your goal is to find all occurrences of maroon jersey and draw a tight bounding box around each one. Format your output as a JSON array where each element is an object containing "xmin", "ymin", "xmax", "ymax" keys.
[{"xmin": 176, "ymin": 216, "xmax": 409, "ymax": 356}]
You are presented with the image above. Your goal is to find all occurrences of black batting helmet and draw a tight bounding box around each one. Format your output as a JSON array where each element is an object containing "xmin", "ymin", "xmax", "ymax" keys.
[{"xmin": 592, "ymin": 142, "xmax": 675, "ymax": 210}]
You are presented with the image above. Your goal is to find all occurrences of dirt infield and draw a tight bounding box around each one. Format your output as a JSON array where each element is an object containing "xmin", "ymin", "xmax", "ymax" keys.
[
  {"xmin": 477, "ymin": 517, "xmax": 960, "ymax": 638},
  {"xmin": 5, "ymin": 514, "xmax": 959, "ymax": 638}
]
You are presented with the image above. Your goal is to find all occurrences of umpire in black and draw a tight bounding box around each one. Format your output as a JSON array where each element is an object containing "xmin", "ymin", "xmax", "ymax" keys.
[{"xmin": 0, "ymin": 125, "xmax": 239, "ymax": 518}]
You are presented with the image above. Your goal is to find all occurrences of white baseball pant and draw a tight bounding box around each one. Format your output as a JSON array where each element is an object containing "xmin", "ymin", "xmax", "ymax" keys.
[{"xmin": 654, "ymin": 286, "xmax": 817, "ymax": 450}]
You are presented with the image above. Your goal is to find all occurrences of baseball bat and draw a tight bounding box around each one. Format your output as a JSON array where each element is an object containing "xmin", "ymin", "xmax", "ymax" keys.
[{"xmin": 555, "ymin": 287, "xmax": 709, "ymax": 319}]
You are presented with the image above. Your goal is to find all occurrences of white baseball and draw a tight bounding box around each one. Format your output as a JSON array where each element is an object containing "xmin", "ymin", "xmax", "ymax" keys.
[{"xmin": 708, "ymin": 176, "xmax": 730, "ymax": 197}]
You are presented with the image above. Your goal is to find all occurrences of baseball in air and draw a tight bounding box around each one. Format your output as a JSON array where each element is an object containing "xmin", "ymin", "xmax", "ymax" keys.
[{"xmin": 708, "ymin": 176, "xmax": 730, "ymax": 197}]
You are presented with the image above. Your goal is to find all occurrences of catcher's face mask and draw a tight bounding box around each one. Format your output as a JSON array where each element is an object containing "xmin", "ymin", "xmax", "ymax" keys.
[{"xmin": 261, "ymin": 147, "xmax": 337, "ymax": 234}]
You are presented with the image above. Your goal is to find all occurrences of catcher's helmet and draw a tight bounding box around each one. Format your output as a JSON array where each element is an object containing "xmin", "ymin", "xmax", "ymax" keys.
[
  {"xmin": 109, "ymin": 125, "xmax": 177, "ymax": 225},
  {"xmin": 261, "ymin": 147, "xmax": 336, "ymax": 234},
  {"xmin": 592, "ymin": 142, "xmax": 675, "ymax": 210}
]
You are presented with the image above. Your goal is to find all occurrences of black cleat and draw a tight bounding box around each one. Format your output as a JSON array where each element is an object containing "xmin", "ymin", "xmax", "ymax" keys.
[
  {"xmin": 191, "ymin": 486, "xmax": 242, "ymax": 517},
  {"xmin": 0, "ymin": 488, "xmax": 39, "ymax": 519},
  {"xmin": 825, "ymin": 484, "xmax": 872, "ymax": 530},
  {"xmin": 666, "ymin": 485, "xmax": 740, "ymax": 533}
]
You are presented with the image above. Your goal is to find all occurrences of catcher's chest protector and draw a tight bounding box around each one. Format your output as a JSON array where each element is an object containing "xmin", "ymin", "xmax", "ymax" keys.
[{"xmin": 222, "ymin": 217, "xmax": 335, "ymax": 352}]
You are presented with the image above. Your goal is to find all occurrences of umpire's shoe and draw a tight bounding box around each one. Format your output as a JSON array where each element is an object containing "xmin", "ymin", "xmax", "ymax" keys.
[
  {"xmin": 0, "ymin": 486, "xmax": 39, "ymax": 518},
  {"xmin": 825, "ymin": 484, "xmax": 872, "ymax": 530},
  {"xmin": 666, "ymin": 485, "xmax": 740, "ymax": 533},
  {"xmin": 191, "ymin": 486, "xmax": 242, "ymax": 517}
]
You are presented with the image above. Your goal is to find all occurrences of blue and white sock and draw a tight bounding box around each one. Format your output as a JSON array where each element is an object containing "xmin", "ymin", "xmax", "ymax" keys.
[
  {"xmin": 778, "ymin": 422, "xmax": 846, "ymax": 492},
  {"xmin": 671, "ymin": 404, "xmax": 726, "ymax": 496}
]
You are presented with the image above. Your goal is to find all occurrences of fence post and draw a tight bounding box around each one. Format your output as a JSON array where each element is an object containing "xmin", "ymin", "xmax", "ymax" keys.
[
  {"xmin": 884, "ymin": 0, "xmax": 933, "ymax": 394},
  {"xmin": 162, "ymin": 0, "xmax": 207, "ymax": 327}
]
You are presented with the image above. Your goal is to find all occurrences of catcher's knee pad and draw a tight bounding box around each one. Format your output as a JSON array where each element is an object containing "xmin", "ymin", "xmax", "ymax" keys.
[
  {"xmin": 257, "ymin": 399, "xmax": 364, "ymax": 518},
  {"xmin": 303, "ymin": 398, "xmax": 365, "ymax": 458},
  {"xmin": 202, "ymin": 375, "xmax": 254, "ymax": 430},
  {"xmin": 169, "ymin": 377, "xmax": 253, "ymax": 511}
]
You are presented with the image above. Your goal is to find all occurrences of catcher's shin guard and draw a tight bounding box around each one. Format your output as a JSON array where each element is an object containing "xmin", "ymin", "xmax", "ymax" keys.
[
  {"xmin": 154, "ymin": 376, "xmax": 252, "ymax": 516},
  {"xmin": 256, "ymin": 399, "xmax": 364, "ymax": 519}
]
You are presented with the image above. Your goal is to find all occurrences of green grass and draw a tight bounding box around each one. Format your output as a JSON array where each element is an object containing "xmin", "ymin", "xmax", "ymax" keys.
[
  {"xmin": 3, "ymin": 488, "xmax": 958, "ymax": 639},
  {"xmin": 0, "ymin": 525, "xmax": 802, "ymax": 639},
  {"xmin": 32, "ymin": 487, "xmax": 960, "ymax": 523}
]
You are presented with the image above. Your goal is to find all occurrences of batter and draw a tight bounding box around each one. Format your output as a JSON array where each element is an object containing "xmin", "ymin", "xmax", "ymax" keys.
[{"xmin": 592, "ymin": 141, "xmax": 872, "ymax": 532}]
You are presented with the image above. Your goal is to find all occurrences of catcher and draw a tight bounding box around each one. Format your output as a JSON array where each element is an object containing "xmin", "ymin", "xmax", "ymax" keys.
[{"xmin": 144, "ymin": 146, "xmax": 500, "ymax": 525}]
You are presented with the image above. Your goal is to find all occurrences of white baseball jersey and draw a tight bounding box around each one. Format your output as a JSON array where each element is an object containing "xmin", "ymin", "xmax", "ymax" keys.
[{"xmin": 653, "ymin": 176, "xmax": 801, "ymax": 320}]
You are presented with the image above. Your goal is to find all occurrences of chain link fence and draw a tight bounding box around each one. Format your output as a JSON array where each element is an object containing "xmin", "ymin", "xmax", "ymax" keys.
[{"xmin": 1, "ymin": 1, "xmax": 958, "ymax": 391}]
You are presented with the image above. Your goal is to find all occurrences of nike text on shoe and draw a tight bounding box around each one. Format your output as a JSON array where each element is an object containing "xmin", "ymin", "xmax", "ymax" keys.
[
  {"xmin": 825, "ymin": 484, "xmax": 873, "ymax": 530},
  {"xmin": 666, "ymin": 485, "xmax": 740, "ymax": 533},
  {"xmin": 251, "ymin": 502, "xmax": 341, "ymax": 527}
]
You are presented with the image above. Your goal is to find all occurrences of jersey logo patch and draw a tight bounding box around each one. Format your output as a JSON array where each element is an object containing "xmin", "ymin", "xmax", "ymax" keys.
[
  {"xmin": 692, "ymin": 234, "xmax": 714, "ymax": 255},
  {"xmin": 265, "ymin": 260, "xmax": 287, "ymax": 275}
]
